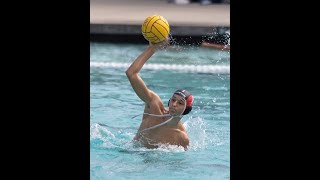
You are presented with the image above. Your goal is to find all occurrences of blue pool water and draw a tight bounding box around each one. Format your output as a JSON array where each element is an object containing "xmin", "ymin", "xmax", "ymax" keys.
[{"xmin": 90, "ymin": 42, "xmax": 230, "ymax": 179}]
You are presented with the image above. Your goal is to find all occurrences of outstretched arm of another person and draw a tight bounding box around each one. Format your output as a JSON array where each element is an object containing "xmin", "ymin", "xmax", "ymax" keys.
[{"xmin": 201, "ymin": 41, "xmax": 230, "ymax": 51}]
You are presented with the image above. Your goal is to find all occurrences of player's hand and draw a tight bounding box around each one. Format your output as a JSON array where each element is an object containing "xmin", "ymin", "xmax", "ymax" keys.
[{"xmin": 149, "ymin": 38, "xmax": 170, "ymax": 50}]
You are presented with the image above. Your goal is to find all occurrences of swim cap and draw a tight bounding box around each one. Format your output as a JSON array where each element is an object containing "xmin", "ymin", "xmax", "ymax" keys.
[{"xmin": 169, "ymin": 89, "xmax": 194, "ymax": 115}]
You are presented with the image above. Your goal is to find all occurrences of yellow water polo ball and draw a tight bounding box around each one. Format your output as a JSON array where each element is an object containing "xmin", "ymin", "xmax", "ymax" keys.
[{"xmin": 141, "ymin": 15, "xmax": 170, "ymax": 43}]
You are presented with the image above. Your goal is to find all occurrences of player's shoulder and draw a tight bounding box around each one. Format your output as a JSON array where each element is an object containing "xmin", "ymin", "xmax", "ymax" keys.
[
  {"xmin": 148, "ymin": 90, "xmax": 163, "ymax": 103},
  {"xmin": 180, "ymin": 130, "xmax": 189, "ymax": 141},
  {"xmin": 177, "ymin": 130, "xmax": 189, "ymax": 147},
  {"xmin": 172, "ymin": 128, "xmax": 189, "ymax": 140}
]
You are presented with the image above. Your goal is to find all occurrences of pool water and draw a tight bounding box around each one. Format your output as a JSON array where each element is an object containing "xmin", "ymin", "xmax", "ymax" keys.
[{"xmin": 90, "ymin": 42, "xmax": 230, "ymax": 179}]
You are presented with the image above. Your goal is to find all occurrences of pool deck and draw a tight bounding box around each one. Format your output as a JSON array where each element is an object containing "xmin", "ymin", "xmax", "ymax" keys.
[{"xmin": 90, "ymin": 0, "xmax": 230, "ymax": 37}]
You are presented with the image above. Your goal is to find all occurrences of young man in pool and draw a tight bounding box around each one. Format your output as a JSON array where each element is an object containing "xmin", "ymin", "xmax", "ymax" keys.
[{"xmin": 126, "ymin": 40, "xmax": 194, "ymax": 151}]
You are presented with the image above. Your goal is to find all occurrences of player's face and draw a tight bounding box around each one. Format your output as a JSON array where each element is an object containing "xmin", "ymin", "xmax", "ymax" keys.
[{"xmin": 169, "ymin": 95, "xmax": 185, "ymax": 115}]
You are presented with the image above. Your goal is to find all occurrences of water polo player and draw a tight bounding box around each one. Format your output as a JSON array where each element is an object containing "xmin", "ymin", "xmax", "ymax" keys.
[{"xmin": 126, "ymin": 40, "xmax": 193, "ymax": 151}]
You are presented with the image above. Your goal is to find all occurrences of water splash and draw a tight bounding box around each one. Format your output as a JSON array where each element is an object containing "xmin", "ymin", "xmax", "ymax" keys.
[
  {"xmin": 90, "ymin": 117, "xmax": 213, "ymax": 153},
  {"xmin": 90, "ymin": 123, "xmax": 135, "ymax": 149},
  {"xmin": 184, "ymin": 116, "xmax": 208, "ymax": 150},
  {"xmin": 169, "ymin": 33, "xmax": 201, "ymax": 51}
]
